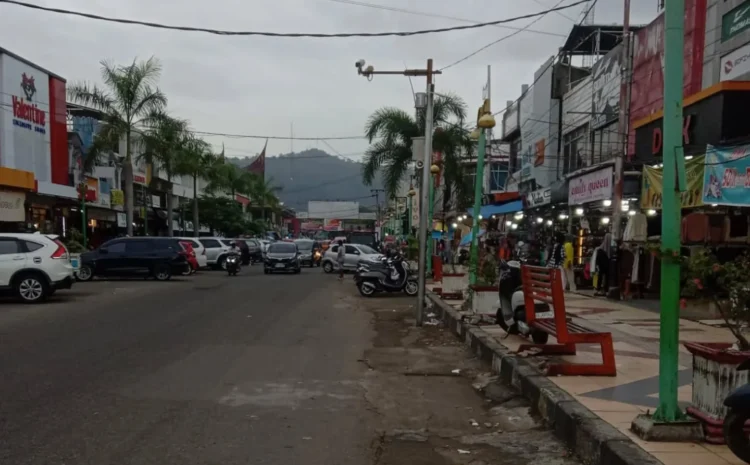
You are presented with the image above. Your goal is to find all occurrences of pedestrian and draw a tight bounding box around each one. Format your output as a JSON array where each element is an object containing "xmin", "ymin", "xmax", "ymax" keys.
[
  {"xmin": 594, "ymin": 233, "xmax": 612, "ymax": 296},
  {"xmin": 547, "ymin": 232, "xmax": 565, "ymax": 273},
  {"xmin": 336, "ymin": 240, "xmax": 346, "ymax": 280},
  {"xmin": 563, "ymin": 234, "xmax": 577, "ymax": 292}
]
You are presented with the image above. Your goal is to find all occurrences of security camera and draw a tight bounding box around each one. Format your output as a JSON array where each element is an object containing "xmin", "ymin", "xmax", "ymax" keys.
[
  {"xmin": 416, "ymin": 160, "xmax": 424, "ymax": 169},
  {"xmin": 355, "ymin": 59, "xmax": 365, "ymax": 69}
]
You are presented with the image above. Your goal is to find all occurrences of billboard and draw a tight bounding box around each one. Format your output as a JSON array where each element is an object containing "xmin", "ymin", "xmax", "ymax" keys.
[
  {"xmin": 0, "ymin": 53, "xmax": 51, "ymax": 181},
  {"xmin": 308, "ymin": 200, "xmax": 359, "ymax": 219},
  {"xmin": 591, "ymin": 43, "xmax": 623, "ymax": 129}
]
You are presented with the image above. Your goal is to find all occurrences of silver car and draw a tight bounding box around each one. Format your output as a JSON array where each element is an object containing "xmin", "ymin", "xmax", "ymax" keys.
[
  {"xmin": 321, "ymin": 243, "xmax": 382, "ymax": 273},
  {"xmin": 197, "ymin": 237, "xmax": 232, "ymax": 269}
]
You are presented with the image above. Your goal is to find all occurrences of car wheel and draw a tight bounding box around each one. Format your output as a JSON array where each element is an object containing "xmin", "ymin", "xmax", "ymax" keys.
[
  {"xmin": 264, "ymin": 269, "xmax": 270, "ymax": 274},
  {"xmin": 295, "ymin": 268, "xmax": 301, "ymax": 274},
  {"xmin": 15, "ymin": 272, "xmax": 49, "ymax": 303},
  {"xmin": 153, "ymin": 265, "xmax": 172, "ymax": 281},
  {"xmin": 217, "ymin": 256, "xmax": 227, "ymax": 270},
  {"xmin": 323, "ymin": 262, "xmax": 333, "ymax": 273},
  {"xmin": 77, "ymin": 265, "xmax": 94, "ymax": 282},
  {"xmin": 181, "ymin": 266, "xmax": 192, "ymax": 276}
]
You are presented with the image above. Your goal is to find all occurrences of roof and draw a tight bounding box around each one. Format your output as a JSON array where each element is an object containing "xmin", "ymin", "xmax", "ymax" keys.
[
  {"xmin": 561, "ymin": 24, "xmax": 644, "ymax": 55},
  {"xmin": 0, "ymin": 47, "xmax": 66, "ymax": 81}
]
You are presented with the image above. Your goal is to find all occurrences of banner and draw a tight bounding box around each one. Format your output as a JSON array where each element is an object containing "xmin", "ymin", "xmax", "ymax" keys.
[
  {"xmin": 568, "ymin": 166, "xmax": 613, "ymax": 205},
  {"xmin": 641, "ymin": 155, "xmax": 705, "ymax": 209},
  {"xmin": 703, "ymin": 144, "xmax": 750, "ymax": 206},
  {"xmin": 110, "ymin": 189, "xmax": 124, "ymax": 207}
]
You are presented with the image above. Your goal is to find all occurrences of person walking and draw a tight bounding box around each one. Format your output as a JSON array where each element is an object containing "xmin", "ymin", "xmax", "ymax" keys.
[
  {"xmin": 336, "ymin": 240, "xmax": 346, "ymax": 280},
  {"xmin": 563, "ymin": 234, "xmax": 577, "ymax": 292},
  {"xmin": 547, "ymin": 232, "xmax": 566, "ymax": 289}
]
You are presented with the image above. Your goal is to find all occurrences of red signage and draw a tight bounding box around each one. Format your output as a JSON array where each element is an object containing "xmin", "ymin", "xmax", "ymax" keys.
[{"xmin": 628, "ymin": 0, "xmax": 707, "ymax": 159}]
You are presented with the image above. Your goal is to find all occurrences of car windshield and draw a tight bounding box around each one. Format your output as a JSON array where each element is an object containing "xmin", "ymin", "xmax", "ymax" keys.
[
  {"xmin": 357, "ymin": 245, "xmax": 378, "ymax": 254},
  {"xmin": 295, "ymin": 241, "xmax": 313, "ymax": 251},
  {"xmin": 268, "ymin": 243, "xmax": 296, "ymax": 254}
]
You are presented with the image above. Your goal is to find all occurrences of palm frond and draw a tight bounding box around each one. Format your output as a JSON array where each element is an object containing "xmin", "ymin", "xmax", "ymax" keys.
[{"xmin": 363, "ymin": 108, "xmax": 418, "ymax": 145}]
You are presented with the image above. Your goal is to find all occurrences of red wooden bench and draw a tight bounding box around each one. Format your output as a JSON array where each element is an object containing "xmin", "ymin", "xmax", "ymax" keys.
[{"xmin": 518, "ymin": 265, "xmax": 617, "ymax": 377}]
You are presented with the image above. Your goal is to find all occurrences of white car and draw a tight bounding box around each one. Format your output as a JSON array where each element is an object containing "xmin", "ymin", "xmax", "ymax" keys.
[
  {"xmin": 197, "ymin": 237, "xmax": 232, "ymax": 269},
  {"xmin": 176, "ymin": 237, "xmax": 208, "ymax": 269},
  {"xmin": 321, "ymin": 243, "xmax": 382, "ymax": 273},
  {"xmin": 0, "ymin": 233, "xmax": 74, "ymax": 303}
]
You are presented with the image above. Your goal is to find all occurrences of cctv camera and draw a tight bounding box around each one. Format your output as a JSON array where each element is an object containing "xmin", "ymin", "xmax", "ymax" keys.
[{"xmin": 355, "ymin": 59, "xmax": 365, "ymax": 69}]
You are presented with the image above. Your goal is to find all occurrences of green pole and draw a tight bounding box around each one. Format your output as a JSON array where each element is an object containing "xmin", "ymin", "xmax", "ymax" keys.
[
  {"xmin": 653, "ymin": 0, "xmax": 685, "ymax": 423},
  {"xmin": 427, "ymin": 174, "xmax": 435, "ymax": 275},
  {"xmin": 143, "ymin": 184, "xmax": 149, "ymax": 236},
  {"xmin": 81, "ymin": 187, "xmax": 87, "ymax": 248},
  {"xmin": 408, "ymin": 195, "xmax": 413, "ymax": 233},
  {"xmin": 469, "ymin": 131, "xmax": 487, "ymax": 286}
]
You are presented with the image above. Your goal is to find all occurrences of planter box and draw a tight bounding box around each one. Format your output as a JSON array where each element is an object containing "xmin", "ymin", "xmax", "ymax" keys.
[
  {"xmin": 469, "ymin": 285, "xmax": 497, "ymax": 316},
  {"xmin": 684, "ymin": 342, "xmax": 750, "ymax": 444},
  {"xmin": 441, "ymin": 273, "xmax": 467, "ymax": 300},
  {"xmin": 70, "ymin": 253, "xmax": 81, "ymax": 278}
]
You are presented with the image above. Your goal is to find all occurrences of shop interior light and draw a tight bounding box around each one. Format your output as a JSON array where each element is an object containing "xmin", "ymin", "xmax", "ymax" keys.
[
  {"xmin": 558, "ymin": 213, "xmax": 568, "ymax": 220},
  {"xmin": 478, "ymin": 214, "xmax": 483, "ymax": 219},
  {"xmin": 647, "ymin": 209, "xmax": 657, "ymax": 216},
  {"xmin": 514, "ymin": 212, "xmax": 524, "ymax": 219},
  {"xmin": 575, "ymin": 208, "xmax": 584, "ymax": 216},
  {"xmin": 505, "ymin": 220, "xmax": 512, "ymax": 226},
  {"xmin": 621, "ymin": 199, "xmax": 630, "ymax": 206},
  {"xmin": 628, "ymin": 210, "xmax": 637, "ymax": 216},
  {"xmin": 492, "ymin": 215, "xmax": 496, "ymax": 219},
  {"xmin": 685, "ymin": 155, "xmax": 694, "ymax": 160},
  {"xmin": 603, "ymin": 199, "xmax": 612, "ymax": 207},
  {"xmin": 511, "ymin": 223, "xmax": 518, "ymax": 230},
  {"xmin": 622, "ymin": 204, "xmax": 630, "ymax": 212},
  {"xmin": 711, "ymin": 204, "xmax": 718, "ymax": 207},
  {"xmin": 601, "ymin": 217, "xmax": 610, "ymax": 224},
  {"xmin": 536, "ymin": 217, "xmax": 543, "ymax": 224},
  {"xmin": 452, "ymin": 222, "xmax": 458, "ymax": 228},
  {"xmin": 546, "ymin": 219, "xmax": 553, "ymax": 226}
]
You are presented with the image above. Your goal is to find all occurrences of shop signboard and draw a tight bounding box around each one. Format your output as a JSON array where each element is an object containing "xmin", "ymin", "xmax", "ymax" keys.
[
  {"xmin": 591, "ymin": 43, "xmax": 622, "ymax": 130},
  {"xmin": 641, "ymin": 155, "xmax": 705, "ymax": 209},
  {"xmin": 111, "ymin": 189, "xmax": 124, "ymax": 207},
  {"xmin": 722, "ymin": 0, "xmax": 750, "ymax": 42},
  {"xmin": 116, "ymin": 212, "xmax": 127, "ymax": 228},
  {"xmin": 721, "ymin": 42, "xmax": 750, "ymax": 81},
  {"xmin": 525, "ymin": 187, "xmax": 551, "ymax": 208},
  {"xmin": 85, "ymin": 177, "xmax": 98, "ymax": 202},
  {"xmin": 703, "ymin": 144, "xmax": 750, "ymax": 206},
  {"xmin": 0, "ymin": 190, "xmax": 26, "ymax": 221},
  {"xmin": 568, "ymin": 166, "xmax": 613, "ymax": 205}
]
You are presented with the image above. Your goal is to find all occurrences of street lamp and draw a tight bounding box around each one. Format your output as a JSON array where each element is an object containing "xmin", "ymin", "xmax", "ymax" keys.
[
  {"xmin": 469, "ymin": 112, "xmax": 497, "ymax": 286},
  {"xmin": 427, "ymin": 163, "xmax": 440, "ymax": 275}
]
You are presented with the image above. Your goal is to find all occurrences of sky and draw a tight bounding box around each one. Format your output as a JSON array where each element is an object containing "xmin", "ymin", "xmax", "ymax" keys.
[{"xmin": 0, "ymin": 0, "xmax": 661, "ymax": 162}]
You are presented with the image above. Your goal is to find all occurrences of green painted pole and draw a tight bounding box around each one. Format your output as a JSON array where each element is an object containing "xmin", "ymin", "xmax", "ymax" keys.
[
  {"xmin": 408, "ymin": 195, "xmax": 413, "ymax": 233},
  {"xmin": 427, "ymin": 174, "xmax": 435, "ymax": 275},
  {"xmin": 653, "ymin": 0, "xmax": 685, "ymax": 423},
  {"xmin": 469, "ymin": 131, "xmax": 486, "ymax": 286},
  {"xmin": 81, "ymin": 191, "xmax": 87, "ymax": 248}
]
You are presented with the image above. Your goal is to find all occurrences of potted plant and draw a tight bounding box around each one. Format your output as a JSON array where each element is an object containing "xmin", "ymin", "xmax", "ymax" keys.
[
  {"xmin": 63, "ymin": 228, "xmax": 86, "ymax": 277},
  {"xmin": 679, "ymin": 248, "xmax": 750, "ymax": 443},
  {"xmin": 441, "ymin": 253, "xmax": 467, "ymax": 299},
  {"xmin": 469, "ymin": 255, "xmax": 499, "ymax": 315}
]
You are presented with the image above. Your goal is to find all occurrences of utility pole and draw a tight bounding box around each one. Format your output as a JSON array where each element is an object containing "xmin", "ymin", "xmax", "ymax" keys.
[
  {"xmin": 653, "ymin": 0, "xmax": 686, "ymax": 423},
  {"xmin": 357, "ymin": 58, "xmax": 441, "ymax": 327},
  {"xmin": 371, "ymin": 188, "xmax": 384, "ymax": 236},
  {"xmin": 609, "ymin": 0, "xmax": 631, "ymax": 299}
]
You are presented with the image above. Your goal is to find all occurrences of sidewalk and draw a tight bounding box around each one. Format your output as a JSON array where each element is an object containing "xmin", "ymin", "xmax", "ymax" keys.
[{"xmin": 426, "ymin": 284, "xmax": 742, "ymax": 465}]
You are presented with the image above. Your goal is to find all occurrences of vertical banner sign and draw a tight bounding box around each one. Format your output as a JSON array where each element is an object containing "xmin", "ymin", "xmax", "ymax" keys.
[
  {"xmin": 642, "ymin": 155, "xmax": 705, "ymax": 209},
  {"xmin": 703, "ymin": 144, "xmax": 750, "ymax": 206}
]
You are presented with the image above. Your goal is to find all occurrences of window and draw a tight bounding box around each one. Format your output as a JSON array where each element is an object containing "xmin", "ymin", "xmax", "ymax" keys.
[
  {"xmin": 0, "ymin": 239, "xmax": 20, "ymax": 255},
  {"xmin": 489, "ymin": 163, "xmax": 508, "ymax": 191},
  {"xmin": 269, "ymin": 243, "xmax": 297, "ymax": 253},
  {"xmin": 330, "ymin": 245, "xmax": 339, "ymax": 253},
  {"xmin": 24, "ymin": 241, "xmax": 43, "ymax": 252},
  {"xmin": 104, "ymin": 242, "xmax": 126, "ymax": 253},
  {"xmin": 219, "ymin": 239, "xmax": 234, "ymax": 247},
  {"xmin": 295, "ymin": 241, "xmax": 313, "ymax": 251},
  {"xmin": 345, "ymin": 245, "xmax": 358, "ymax": 254},
  {"xmin": 199, "ymin": 239, "xmax": 221, "ymax": 248},
  {"xmin": 358, "ymin": 245, "xmax": 377, "ymax": 254},
  {"xmin": 562, "ymin": 125, "xmax": 590, "ymax": 174},
  {"xmin": 126, "ymin": 240, "xmax": 151, "ymax": 253}
]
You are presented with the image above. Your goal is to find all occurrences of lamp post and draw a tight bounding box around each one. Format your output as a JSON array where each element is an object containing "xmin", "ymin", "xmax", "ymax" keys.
[
  {"xmin": 408, "ymin": 185, "xmax": 416, "ymax": 234},
  {"xmin": 426, "ymin": 164, "xmax": 439, "ymax": 275},
  {"xmin": 469, "ymin": 113, "xmax": 496, "ymax": 286}
]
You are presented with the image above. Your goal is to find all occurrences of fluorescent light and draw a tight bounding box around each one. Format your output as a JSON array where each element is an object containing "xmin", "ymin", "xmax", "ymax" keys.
[
  {"xmin": 647, "ymin": 209, "xmax": 657, "ymax": 216},
  {"xmin": 628, "ymin": 210, "xmax": 636, "ymax": 216},
  {"xmin": 511, "ymin": 223, "xmax": 518, "ymax": 230},
  {"xmin": 536, "ymin": 217, "xmax": 544, "ymax": 224},
  {"xmin": 601, "ymin": 217, "xmax": 610, "ymax": 224},
  {"xmin": 546, "ymin": 219, "xmax": 553, "ymax": 226},
  {"xmin": 575, "ymin": 208, "xmax": 584, "ymax": 216},
  {"xmin": 505, "ymin": 220, "xmax": 512, "ymax": 226},
  {"xmin": 603, "ymin": 199, "xmax": 612, "ymax": 207}
]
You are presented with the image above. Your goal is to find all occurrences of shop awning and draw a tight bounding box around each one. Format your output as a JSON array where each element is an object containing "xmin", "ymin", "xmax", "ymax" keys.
[
  {"xmin": 459, "ymin": 229, "xmax": 486, "ymax": 247},
  {"xmin": 466, "ymin": 200, "xmax": 523, "ymax": 219}
]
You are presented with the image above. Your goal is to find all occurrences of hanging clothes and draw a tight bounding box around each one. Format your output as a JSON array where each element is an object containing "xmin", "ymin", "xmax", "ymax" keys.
[{"xmin": 624, "ymin": 212, "xmax": 648, "ymax": 242}]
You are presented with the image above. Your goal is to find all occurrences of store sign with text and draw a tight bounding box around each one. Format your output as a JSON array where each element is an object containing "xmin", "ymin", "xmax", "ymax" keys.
[
  {"xmin": 525, "ymin": 188, "xmax": 551, "ymax": 208},
  {"xmin": 721, "ymin": 42, "xmax": 750, "ymax": 81},
  {"xmin": 568, "ymin": 166, "xmax": 613, "ymax": 205},
  {"xmin": 641, "ymin": 155, "xmax": 705, "ymax": 209},
  {"xmin": 723, "ymin": 0, "xmax": 750, "ymax": 42},
  {"xmin": 703, "ymin": 144, "xmax": 750, "ymax": 206},
  {"xmin": 0, "ymin": 190, "xmax": 26, "ymax": 222}
]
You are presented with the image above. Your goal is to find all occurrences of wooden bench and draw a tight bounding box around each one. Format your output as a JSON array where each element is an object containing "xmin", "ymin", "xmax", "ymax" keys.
[{"xmin": 518, "ymin": 265, "xmax": 617, "ymax": 377}]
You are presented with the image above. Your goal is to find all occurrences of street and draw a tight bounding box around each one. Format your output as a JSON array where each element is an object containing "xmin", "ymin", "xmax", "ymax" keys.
[{"xmin": 0, "ymin": 267, "xmax": 579, "ymax": 465}]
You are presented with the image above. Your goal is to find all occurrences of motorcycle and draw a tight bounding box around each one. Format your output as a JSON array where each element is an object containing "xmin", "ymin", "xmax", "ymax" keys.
[
  {"xmin": 723, "ymin": 358, "xmax": 750, "ymax": 463},
  {"xmin": 495, "ymin": 259, "xmax": 550, "ymax": 344},
  {"xmin": 226, "ymin": 254, "xmax": 241, "ymax": 276},
  {"xmin": 356, "ymin": 255, "xmax": 417, "ymax": 297},
  {"xmin": 312, "ymin": 249, "xmax": 322, "ymax": 267}
]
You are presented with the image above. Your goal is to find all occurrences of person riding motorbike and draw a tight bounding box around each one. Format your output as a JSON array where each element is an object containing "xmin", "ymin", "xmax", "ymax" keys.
[{"xmin": 227, "ymin": 242, "xmax": 241, "ymax": 257}]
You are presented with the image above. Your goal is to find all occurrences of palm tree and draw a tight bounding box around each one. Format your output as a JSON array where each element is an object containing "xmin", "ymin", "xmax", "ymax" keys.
[
  {"xmin": 249, "ymin": 175, "xmax": 281, "ymax": 224},
  {"xmin": 140, "ymin": 111, "xmax": 189, "ymax": 236},
  {"xmin": 174, "ymin": 137, "xmax": 215, "ymax": 237},
  {"xmin": 68, "ymin": 57, "xmax": 167, "ymax": 236},
  {"xmin": 361, "ymin": 93, "xmax": 475, "ymax": 209},
  {"xmin": 211, "ymin": 162, "xmax": 255, "ymax": 200}
]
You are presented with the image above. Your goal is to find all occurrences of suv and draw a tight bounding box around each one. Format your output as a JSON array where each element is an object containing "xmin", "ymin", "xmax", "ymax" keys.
[
  {"xmin": 196, "ymin": 237, "xmax": 232, "ymax": 270},
  {"xmin": 77, "ymin": 237, "xmax": 189, "ymax": 281},
  {"xmin": 0, "ymin": 233, "xmax": 74, "ymax": 303}
]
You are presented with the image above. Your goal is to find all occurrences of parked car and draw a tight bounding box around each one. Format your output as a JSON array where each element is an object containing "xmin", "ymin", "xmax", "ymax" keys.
[
  {"xmin": 77, "ymin": 237, "xmax": 189, "ymax": 281},
  {"xmin": 0, "ymin": 233, "xmax": 74, "ymax": 303},
  {"xmin": 259, "ymin": 239, "xmax": 273, "ymax": 258},
  {"xmin": 240, "ymin": 238, "xmax": 262, "ymax": 263},
  {"xmin": 264, "ymin": 241, "xmax": 301, "ymax": 274},
  {"xmin": 294, "ymin": 239, "xmax": 320, "ymax": 267},
  {"xmin": 196, "ymin": 237, "xmax": 232, "ymax": 270},
  {"xmin": 176, "ymin": 237, "xmax": 208, "ymax": 269},
  {"xmin": 321, "ymin": 243, "xmax": 382, "ymax": 273}
]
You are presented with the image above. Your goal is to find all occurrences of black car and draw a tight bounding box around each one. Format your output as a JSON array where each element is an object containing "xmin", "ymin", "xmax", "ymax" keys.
[
  {"xmin": 76, "ymin": 237, "xmax": 190, "ymax": 281},
  {"xmin": 293, "ymin": 239, "xmax": 320, "ymax": 267},
  {"xmin": 264, "ymin": 242, "xmax": 301, "ymax": 274},
  {"xmin": 241, "ymin": 238, "xmax": 263, "ymax": 263}
]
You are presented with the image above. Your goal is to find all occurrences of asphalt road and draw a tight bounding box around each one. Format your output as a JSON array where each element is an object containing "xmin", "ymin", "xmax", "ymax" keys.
[{"xmin": 0, "ymin": 265, "xmax": 581, "ymax": 465}]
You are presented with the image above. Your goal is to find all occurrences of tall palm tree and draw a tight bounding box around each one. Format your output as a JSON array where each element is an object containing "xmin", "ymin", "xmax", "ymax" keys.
[
  {"xmin": 211, "ymin": 162, "xmax": 255, "ymax": 200},
  {"xmin": 140, "ymin": 111, "xmax": 189, "ymax": 236},
  {"xmin": 361, "ymin": 93, "xmax": 475, "ymax": 209},
  {"xmin": 249, "ymin": 175, "xmax": 281, "ymax": 224},
  {"xmin": 68, "ymin": 57, "xmax": 167, "ymax": 236},
  {"xmin": 175, "ymin": 137, "xmax": 215, "ymax": 237}
]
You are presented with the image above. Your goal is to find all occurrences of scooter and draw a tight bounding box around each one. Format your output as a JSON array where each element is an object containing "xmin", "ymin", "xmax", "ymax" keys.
[
  {"xmin": 723, "ymin": 359, "xmax": 750, "ymax": 463},
  {"xmin": 226, "ymin": 254, "xmax": 241, "ymax": 276},
  {"xmin": 495, "ymin": 259, "xmax": 550, "ymax": 344},
  {"xmin": 356, "ymin": 257, "xmax": 417, "ymax": 297}
]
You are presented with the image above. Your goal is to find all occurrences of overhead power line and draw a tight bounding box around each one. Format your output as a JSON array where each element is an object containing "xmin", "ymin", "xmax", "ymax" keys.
[
  {"xmin": 193, "ymin": 130, "xmax": 364, "ymax": 140},
  {"xmin": 0, "ymin": 0, "xmax": 589, "ymax": 38}
]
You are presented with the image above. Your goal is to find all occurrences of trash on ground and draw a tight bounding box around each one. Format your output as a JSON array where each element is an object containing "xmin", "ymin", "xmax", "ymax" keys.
[
  {"xmin": 457, "ymin": 449, "xmax": 471, "ymax": 455},
  {"xmin": 451, "ymin": 368, "xmax": 461, "ymax": 374}
]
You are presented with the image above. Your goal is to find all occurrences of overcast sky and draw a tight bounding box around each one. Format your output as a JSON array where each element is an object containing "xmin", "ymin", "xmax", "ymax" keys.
[{"xmin": 0, "ymin": 0, "xmax": 661, "ymax": 161}]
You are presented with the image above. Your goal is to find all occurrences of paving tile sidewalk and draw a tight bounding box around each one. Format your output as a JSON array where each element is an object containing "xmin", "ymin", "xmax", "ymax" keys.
[{"xmin": 427, "ymin": 284, "xmax": 743, "ymax": 465}]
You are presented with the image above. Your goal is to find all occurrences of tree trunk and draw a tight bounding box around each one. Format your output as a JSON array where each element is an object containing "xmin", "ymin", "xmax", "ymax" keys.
[
  {"xmin": 124, "ymin": 133, "xmax": 134, "ymax": 236},
  {"xmin": 166, "ymin": 173, "xmax": 174, "ymax": 237},
  {"xmin": 192, "ymin": 175, "xmax": 199, "ymax": 238}
]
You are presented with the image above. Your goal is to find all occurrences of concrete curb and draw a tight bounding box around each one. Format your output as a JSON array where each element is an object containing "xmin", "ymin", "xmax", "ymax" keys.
[{"xmin": 426, "ymin": 291, "xmax": 664, "ymax": 465}]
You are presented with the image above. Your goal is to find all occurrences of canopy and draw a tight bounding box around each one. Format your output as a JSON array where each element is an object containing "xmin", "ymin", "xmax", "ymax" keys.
[
  {"xmin": 466, "ymin": 200, "xmax": 523, "ymax": 219},
  {"xmin": 459, "ymin": 228, "xmax": 486, "ymax": 247}
]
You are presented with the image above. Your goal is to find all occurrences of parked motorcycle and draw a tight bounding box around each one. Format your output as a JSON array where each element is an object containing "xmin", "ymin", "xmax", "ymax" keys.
[
  {"xmin": 723, "ymin": 359, "xmax": 750, "ymax": 463},
  {"xmin": 495, "ymin": 259, "xmax": 550, "ymax": 344},
  {"xmin": 356, "ymin": 255, "xmax": 417, "ymax": 297},
  {"xmin": 226, "ymin": 254, "xmax": 241, "ymax": 276}
]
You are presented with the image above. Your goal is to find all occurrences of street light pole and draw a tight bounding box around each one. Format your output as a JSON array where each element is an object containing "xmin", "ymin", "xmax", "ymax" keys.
[
  {"xmin": 468, "ymin": 113, "xmax": 496, "ymax": 286},
  {"xmin": 427, "ymin": 166, "xmax": 438, "ymax": 275}
]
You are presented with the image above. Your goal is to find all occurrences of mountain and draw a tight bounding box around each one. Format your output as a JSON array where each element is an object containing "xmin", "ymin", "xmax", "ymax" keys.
[{"xmin": 229, "ymin": 149, "xmax": 383, "ymax": 212}]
